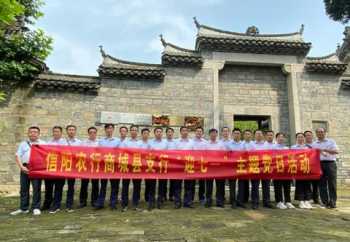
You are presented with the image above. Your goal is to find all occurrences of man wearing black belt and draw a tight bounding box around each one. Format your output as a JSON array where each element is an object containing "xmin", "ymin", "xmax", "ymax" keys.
[{"xmin": 312, "ymin": 127, "xmax": 339, "ymax": 209}]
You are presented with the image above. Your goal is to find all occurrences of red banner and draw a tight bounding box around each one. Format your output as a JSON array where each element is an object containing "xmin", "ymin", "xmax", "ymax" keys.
[{"xmin": 29, "ymin": 145, "xmax": 321, "ymax": 180}]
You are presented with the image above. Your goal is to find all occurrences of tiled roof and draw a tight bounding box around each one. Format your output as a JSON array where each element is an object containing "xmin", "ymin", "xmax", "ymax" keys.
[
  {"xmin": 34, "ymin": 73, "xmax": 101, "ymax": 93},
  {"xmin": 160, "ymin": 35, "xmax": 203, "ymax": 67},
  {"xmin": 98, "ymin": 49, "xmax": 165, "ymax": 80},
  {"xmin": 305, "ymin": 53, "xmax": 347, "ymax": 74},
  {"xmin": 193, "ymin": 17, "xmax": 311, "ymax": 56}
]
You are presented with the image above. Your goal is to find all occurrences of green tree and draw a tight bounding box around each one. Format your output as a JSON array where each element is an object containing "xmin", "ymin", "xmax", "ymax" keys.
[
  {"xmin": 0, "ymin": 0, "xmax": 52, "ymax": 102},
  {"xmin": 324, "ymin": 0, "xmax": 350, "ymax": 24}
]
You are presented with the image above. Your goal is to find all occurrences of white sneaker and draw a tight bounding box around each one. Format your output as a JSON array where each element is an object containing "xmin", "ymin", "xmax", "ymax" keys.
[
  {"xmin": 10, "ymin": 209, "xmax": 29, "ymax": 216},
  {"xmin": 304, "ymin": 201, "xmax": 314, "ymax": 209},
  {"xmin": 286, "ymin": 202, "xmax": 295, "ymax": 209},
  {"xmin": 276, "ymin": 202, "xmax": 287, "ymax": 209},
  {"xmin": 299, "ymin": 201, "xmax": 306, "ymax": 209},
  {"xmin": 33, "ymin": 209, "xmax": 41, "ymax": 216}
]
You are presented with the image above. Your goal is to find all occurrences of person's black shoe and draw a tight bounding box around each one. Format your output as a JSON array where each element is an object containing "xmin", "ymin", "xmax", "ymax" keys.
[
  {"xmin": 216, "ymin": 204, "xmax": 224, "ymax": 208},
  {"xmin": 175, "ymin": 204, "xmax": 181, "ymax": 209},
  {"xmin": 184, "ymin": 204, "xmax": 194, "ymax": 208},
  {"xmin": 147, "ymin": 203, "xmax": 154, "ymax": 211},
  {"xmin": 263, "ymin": 203, "xmax": 274, "ymax": 209},
  {"xmin": 78, "ymin": 204, "xmax": 87, "ymax": 209},
  {"xmin": 252, "ymin": 204, "xmax": 258, "ymax": 210},
  {"xmin": 205, "ymin": 202, "xmax": 212, "ymax": 208},
  {"xmin": 94, "ymin": 205, "xmax": 104, "ymax": 210},
  {"xmin": 236, "ymin": 202, "xmax": 246, "ymax": 209},
  {"xmin": 313, "ymin": 199, "xmax": 320, "ymax": 204}
]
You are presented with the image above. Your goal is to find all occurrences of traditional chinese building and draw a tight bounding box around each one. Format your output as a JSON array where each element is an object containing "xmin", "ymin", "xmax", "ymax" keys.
[{"xmin": 1, "ymin": 19, "xmax": 350, "ymax": 191}]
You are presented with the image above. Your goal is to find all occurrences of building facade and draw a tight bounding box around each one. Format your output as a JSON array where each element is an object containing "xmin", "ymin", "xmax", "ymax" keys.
[{"xmin": 1, "ymin": 19, "xmax": 350, "ymax": 192}]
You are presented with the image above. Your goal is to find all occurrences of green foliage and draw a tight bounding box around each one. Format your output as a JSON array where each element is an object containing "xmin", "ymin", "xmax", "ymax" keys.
[
  {"xmin": 234, "ymin": 120, "xmax": 259, "ymax": 132},
  {"xmin": 0, "ymin": 0, "xmax": 24, "ymax": 27},
  {"xmin": 324, "ymin": 0, "xmax": 350, "ymax": 24},
  {"xmin": 0, "ymin": 29, "xmax": 52, "ymax": 81},
  {"xmin": 0, "ymin": 0, "xmax": 52, "ymax": 101}
]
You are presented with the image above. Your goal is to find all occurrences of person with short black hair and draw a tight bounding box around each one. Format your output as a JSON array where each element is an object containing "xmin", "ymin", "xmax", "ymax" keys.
[
  {"xmin": 139, "ymin": 128, "xmax": 151, "ymax": 202},
  {"xmin": 64, "ymin": 125, "xmax": 82, "ymax": 212},
  {"xmin": 148, "ymin": 127, "xmax": 168, "ymax": 210},
  {"xmin": 175, "ymin": 126, "xmax": 194, "ymax": 208},
  {"xmin": 11, "ymin": 126, "xmax": 45, "ymax": 216},
  {"xmin": 292, "ymin": 132, "xmax": 313, "ymax": 209},
  {"xmin": 304, "ymin": 130, "xmax": 320, "ymax": 204},
  {"xmin": 228, "ymin": 128, "xmax": 243, "ymax": 209},
  {"xmin": 237, "ymin": 129, "xmax": 254, "ymax": 207},
  {"xmin": 95, "ymin": 124, "xmax": 120, "ymax": 210},
  {"xmin": 165, "ymin": 127, "xmax": 177, "ymax": 202},
  {"xmin": 273, "ymin": 132, "xmax": 294, "ymax": 209},
  {"xmin": 205, "ymin": 128, "xmax": 227, "ymax": 208},
  {"xmin": 313, "ymin": 128, "xmax": 339, "ymax": 209},
  {"xmin": 79, "ymin": 127, "xmax": 99, "ymax": 209},
  {"xmin": 121, "ymin": 125, "xmax": 141, "ymax": 211},
  {"xmin": 45, "ymin": 126, "xmax": 67, "ymax": 214},
  {"xmin": 192, "ymin": 126, "xmax": 208, "ymax": 206}
]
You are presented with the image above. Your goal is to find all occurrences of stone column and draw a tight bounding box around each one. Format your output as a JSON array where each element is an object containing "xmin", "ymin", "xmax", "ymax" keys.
[
  {"xmin": 212, "ymin": 62, "xmax": 225, "ymax": 130},
  {"xmin": 282, "ymin": 64, "xmax": 304, "ymax": 143}
]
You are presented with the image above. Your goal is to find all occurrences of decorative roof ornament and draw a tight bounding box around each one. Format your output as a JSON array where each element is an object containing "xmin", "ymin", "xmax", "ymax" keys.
[
  {"xmin": 99, "ymin": 45, "xmax": 106, "ymax": 57},
  {"xmin": 245, "ymin": 26, "xmax": 259, "ymax": 36},
  {"xmin": 299, "ymin": 24, "xmax": 304, "ymax": 35},
  {"xmin": 193, "ymin": 16, "xmax": 200, "ymax": 29},
  {"xmin": 159, "ymin": 34, "xmax": 167, "ymax": 47}
]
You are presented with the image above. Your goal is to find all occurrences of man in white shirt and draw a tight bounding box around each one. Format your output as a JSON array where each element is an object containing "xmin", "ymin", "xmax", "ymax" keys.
[
  {"xmin": 79, "ymin": 127, "xmax": 99, "ymax": 209},
  {"xmin": 148, "ymin": 127, "xmax": 168, "ymax": 210},
  {"xmin": 95, "ymin": 124, "xmax": 120, "ymax": 210},
  {"xmin": 42, "ymin": 126, "xmax": 66, "ymax": 212},
  {"xmin": 237, "ymin": 129, "xmax": 254, "ymax": 208},
  {"xmin": 312, "ymin": 127, "xmax": 339, "ymax": 208},
  {"xmin": 304, "ymin": 130, "xmax": 320, "ymax": 204},
  {"xmin": 138, "ymin": 128, "xmax": 151, "ymax": 202},
  {"xmin": 11, "ymin": 126, "xmax": 46, "ymax": 216},
  {"xmin": 165, "ymin": 127, "xmax": 177, "ymax": 202},
  {"xmin": 228, "ymin": 128, "xmax": 243, "ymax": 209},
  {"xmin": 192, "ymin": 127, "xmax": 208, "ymax": 206},
  {"xmin": 273, "ymin": 132, "xmax": 294, "ymax": 209},
  {"xmin": 205, "ymin": 128, "xmax": 227, "ymax": 208},
  {"xmin": 45, "ymin": 126, "xmax": 67, "ymax": 214},
  {"xmin": 64, "ymin": 125, "xmax": 82, "ymax": 212},
  {"xmin": 259, "ymin": 130, "xmax": 274, "ymax": 209},
  {"xmin": 175, "ymin": 126, "xmax": 194, "ymax": 208},
  {"xmin": 121, "ymin": 125, "xmax": 140, "ymax": 211}
]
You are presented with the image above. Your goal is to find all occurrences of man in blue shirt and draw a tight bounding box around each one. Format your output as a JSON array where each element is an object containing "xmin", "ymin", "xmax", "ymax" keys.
[
  {"xmin": 192, "ymin": 126, "xmax": 208, "ymax": 206},
  {"xmin": 121, "ymin": 125, "xmax": 140, "ymax": 211},
  {"xmin": 175, "ymin": 126, "xmax": 194, "ymax": 208},
  {"xmin": 45, "ymin": 126, "xmax": 67, "ymax": 214},
  {"xmin": 228, "ymin": 128, "xmax": 243, "ymax": 209},
  {"xmin": 138, "ymin": 128, "xmax": 151, "ymax": 202},
  {"xmin": 42, "ymin": 126, "xmax": 67, "ymax": 212},
  {"xmin": 205, "ymin": 128, "xmax": 227, "ymax": 208},
  {"xmin": 79, "ymin": 127, "xmax": 99, "ymax": 209},
  {"xmin": 148, "ymin": 127, "xmax": 168, "ymax": 210},
  {"xmin": 65, "ymin": 125, "xmax": 82, "ymax": 212},
  {"xmin": 165, "ymin": 127, "xmax": 177, "ymax": 202},
  {"xmin": 237, "ymin": 129, "xmax": 254, "ymax": 207},
  {"xmin": 95, "ymin": 124, "xmax": 120, "ymax": 210},
  {"xmin": 11, "ymin": 126, "xmax": 45, "ymax": 216}
]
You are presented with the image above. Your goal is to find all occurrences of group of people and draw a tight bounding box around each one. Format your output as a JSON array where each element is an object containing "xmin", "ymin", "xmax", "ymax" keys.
[{"xmin": 11, "ymin": 124, "xmax": 339, "ymax": 216}]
